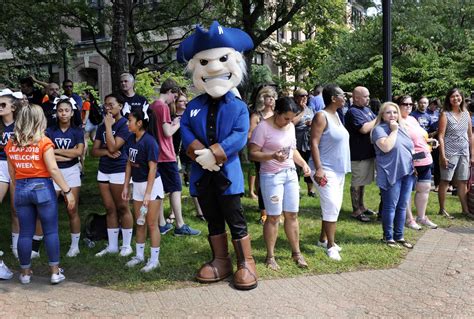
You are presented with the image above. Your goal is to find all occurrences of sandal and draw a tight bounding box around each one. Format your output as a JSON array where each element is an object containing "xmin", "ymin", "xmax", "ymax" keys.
[
  {"xmin": 291, "ymin": 252, "xmax": 308, "ymax": 268},
  {"xmin": 439, "ymin": 209, "xmax": 455, "ymax": 219},
  {"xmin": 351, "ymin": 213, "xmax": 370, "ymax": 222},
  {"xmin": 363, "ymin": 209, "xmax": 377, "ymax": 216},
  {"xmin": 396, "ymin": 239, "xmax": 414, "ymax": 249},
  {"xmin": 381, "ymin": 239, "xmax": 400, "ymax": 248},
  {"xmin": 195, "ymin": 214, "xmax": 206, "ymax": 221},
  {"xmin": 265, "ymin": 256, "xmax": 280, "ymax": 271}
]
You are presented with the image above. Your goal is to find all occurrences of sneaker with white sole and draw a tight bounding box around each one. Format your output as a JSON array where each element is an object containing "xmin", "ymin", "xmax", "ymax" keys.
[
  {"xmin": 327, "ymin": 246, "xmax": 342, "ymax": 261},
  {"xmin": 416, "ymin": 217, "xmax": 438, "ymax": 229},
  {"xmin": 119, "ymin": 246, "xmax": 133, "ymax": 257},
  {"xmin": 316, "ymin": 240, "xmax": 342, "ymax": 252},
  {"xmin": 95, "ymin": 246, "xmax": 119, "ymax": 257},
  {"xmin": 0, "ymin": 261, "xmax": 13, "ymax": 280},
  {"xmin": 31, "ymin": 251, "xmax": 40, "ymax": 259},
  {"xmin": 66, "ymin": 247, "xmax": 80, "ymax": 257},
  {"xmin": 125, "ymin": 256, "xmax": 144, "ymax": 268},
  {"xmin": 19, "ymin": 272, "xmax": 32, "ymax": 284},
  {"xmin": 173, "ymin": 224, "xmax": 201, "ymax": 236},
  {"xmin": 51, "ymin": 268, "xmax": 65, "ymax": 284},
  {"xmin": 406, "ymin": 221, "xmax": 422, "ymax": 230},
  {"xmin": 140, "ymin": 259, "xmax": 160, "ymax": 273}
]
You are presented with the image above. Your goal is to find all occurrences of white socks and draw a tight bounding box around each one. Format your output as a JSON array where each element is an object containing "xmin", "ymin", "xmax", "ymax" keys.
[
  {"xmin": 121, "ymin": 228, "xmax": 133, "ymax": 248},
  {"xmin": 107, "ymin": 228, "xmax": 120, "ymax": 251},
  {"xmin": 150, "ymin": 247, "xmax": 160, "ymax": 264},
  {"xmin": 70, "ymin": 233, "xmax": 81, "ymax": 250},
  {"xmin": 11, "ymin": 232, "xmax": 19, "ymax": 250},
  {"xmin": 136, "ymin": 243, "xmax": 145, "ymax": 259}
]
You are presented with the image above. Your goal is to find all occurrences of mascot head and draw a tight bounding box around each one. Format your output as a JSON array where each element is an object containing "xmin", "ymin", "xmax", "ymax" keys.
[{"xmin": 177, "ymin": 21, "xmax": 254, "ymax": 98}]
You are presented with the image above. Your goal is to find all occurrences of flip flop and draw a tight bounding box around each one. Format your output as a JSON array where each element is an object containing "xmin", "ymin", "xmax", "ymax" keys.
[
  {"xmin": 396, "ymin": 239, "xmax": 414, "ymax": 249},
  {"xmin": 381, "ymin": 239, "xmax": 400, "ymax": 248},
  {"xmin": 351, "ymin": 213, "xmax": 370, "ymax": 222}
]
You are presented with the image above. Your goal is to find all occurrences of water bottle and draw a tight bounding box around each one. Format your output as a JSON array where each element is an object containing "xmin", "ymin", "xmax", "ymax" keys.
[
  {"xmin": 83, "ymin": 238, "xmax": 95, "ymax": 248},
  {"xmin": 137, "ymin": 205, "xmax": 148, "ymax": 226}
]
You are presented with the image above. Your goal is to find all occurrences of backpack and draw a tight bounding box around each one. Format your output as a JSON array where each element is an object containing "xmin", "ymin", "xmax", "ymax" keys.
[
  {"xmin": 83, "ymin": 213, "xmax": 108, "ymax": 242},
  {"xmin": 88, "ymin": 100, "xmax": 103, "ymax": 125}
]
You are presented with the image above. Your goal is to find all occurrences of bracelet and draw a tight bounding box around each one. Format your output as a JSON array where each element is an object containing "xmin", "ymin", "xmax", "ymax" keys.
[{"xmin": 63, "ymin": 188, "xmax": 71, "ymax": 195}]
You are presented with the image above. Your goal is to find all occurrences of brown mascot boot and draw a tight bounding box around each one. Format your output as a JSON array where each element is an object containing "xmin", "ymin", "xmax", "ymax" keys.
[
  {"xmin": 232, "ymin": 235, "xmax": 258, "ymax": 290},
  {"xmin": 196, "ymin": 233, "xmax": 233, "ymax": 283}
]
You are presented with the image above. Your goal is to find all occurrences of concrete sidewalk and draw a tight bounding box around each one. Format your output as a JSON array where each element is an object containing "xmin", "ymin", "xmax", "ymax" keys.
[{"xmin": 1, "ymin": 227, "xmax": 473, "ymax": 317}]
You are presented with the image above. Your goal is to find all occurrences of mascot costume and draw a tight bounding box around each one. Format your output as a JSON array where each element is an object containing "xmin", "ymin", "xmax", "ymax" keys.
[{"xmin": 177, "ymin": 21, "xmax": 258, "ymax": 290}]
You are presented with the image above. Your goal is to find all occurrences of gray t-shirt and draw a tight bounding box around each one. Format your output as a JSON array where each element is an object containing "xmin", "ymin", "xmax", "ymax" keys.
[{"xmin": 371, "ymin": 123, "xmax": 414, "ymax": 190}]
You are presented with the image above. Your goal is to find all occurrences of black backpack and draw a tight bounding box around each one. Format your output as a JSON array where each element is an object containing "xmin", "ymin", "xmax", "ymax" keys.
[
  {"xmin": 89, "ymin": 100, "xmax": 103, "ymax": 125},
  {"xmin": 83, "ymin": 213, "xmax": 108, "ymax": 241}
]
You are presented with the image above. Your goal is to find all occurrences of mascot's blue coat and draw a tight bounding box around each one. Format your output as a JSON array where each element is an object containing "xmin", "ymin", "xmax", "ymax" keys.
[{"xmin": 180, "ymin": 91, "xmax": 249, "ymax": 196}]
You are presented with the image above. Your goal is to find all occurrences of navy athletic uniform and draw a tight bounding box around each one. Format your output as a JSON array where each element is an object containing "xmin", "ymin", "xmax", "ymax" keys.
[
  {"xmin": 46, "ymin": 126, "xmax": 84, "ymax": 169},
  {"xmin": 125, "ymin": 132, "xmax": 160, "ymax": 182},
  {"xmin": 95, "ymin": 117, "xmax": 131, "ymax": 174}
]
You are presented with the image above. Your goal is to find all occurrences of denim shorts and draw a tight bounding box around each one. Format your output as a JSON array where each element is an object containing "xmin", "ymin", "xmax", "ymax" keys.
[
  {"xmin": 414, "ymin": 164, "xmax": 432, "ymax": 183},
  {"xmin": 260, "ymin": 168, "xmax": 299, "ymax": 215}
]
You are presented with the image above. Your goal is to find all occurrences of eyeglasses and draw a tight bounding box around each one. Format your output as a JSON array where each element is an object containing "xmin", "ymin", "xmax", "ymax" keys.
[{"xmin": 400, "ymin": 103, "xmax": 414, "ymax": 107}]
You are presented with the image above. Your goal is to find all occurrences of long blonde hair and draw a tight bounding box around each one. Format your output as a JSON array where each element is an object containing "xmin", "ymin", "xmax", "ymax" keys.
[
  {"xmin": 12, "ymin": 104, "xmax": 47, "ymax": 147},
  {"xmin": 371, "ymin": 102, "xmax": 406, "ymax": 140},
  {"xmin": 254, "ymin": 86, "xmax": 277, "ymax": 113}
]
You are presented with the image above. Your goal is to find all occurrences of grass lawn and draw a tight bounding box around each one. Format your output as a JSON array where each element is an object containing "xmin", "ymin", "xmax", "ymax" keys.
[{"xmin": 0, "ymin": 156, "xmax": 472, "ymax": 291}]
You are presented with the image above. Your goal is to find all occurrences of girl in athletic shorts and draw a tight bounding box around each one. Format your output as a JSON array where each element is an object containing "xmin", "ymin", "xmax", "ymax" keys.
[
  {"xmin": 46, "ymin": 97, "xmax": 84, "ymax": 257},
  {"xmin": 122, "ymin": 107, "xmax": 164, "ymax": 272},
  {"xmin": 92, "ymin": 93, "xmax": 133, "ymax": 257}
]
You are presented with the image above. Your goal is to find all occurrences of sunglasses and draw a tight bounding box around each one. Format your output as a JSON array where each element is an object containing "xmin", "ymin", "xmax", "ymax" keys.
[
  {"xmin": 297, "ymin": 94, "xmax": 308, "ymax": 98},
  {"xmin": 400, "ymin": 103, "xmax": 414, "ymax": 107},
  {"xmin": 64, "ymin": 85, "xmax": 73, "ymax": 88}
]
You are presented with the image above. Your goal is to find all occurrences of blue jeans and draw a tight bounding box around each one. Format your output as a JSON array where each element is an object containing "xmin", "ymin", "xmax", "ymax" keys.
[
  {"xmin": 14, "ymin": 178, "xmax": 59, "ymax": 268},
  {"xmin": 380, "ymin": 174, "xmax": 413, "ymax": 241}
]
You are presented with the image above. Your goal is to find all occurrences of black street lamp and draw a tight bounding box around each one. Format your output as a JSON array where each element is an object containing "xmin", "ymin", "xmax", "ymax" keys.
[{"xmin": 382, "ymin": 0, "xmax": 392, "ymax": 102}]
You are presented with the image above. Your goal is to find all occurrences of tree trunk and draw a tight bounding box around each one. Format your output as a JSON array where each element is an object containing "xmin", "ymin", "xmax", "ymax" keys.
[{"xmin": 110, "ymin": 0, "xmax": 131, "ymax": 92}]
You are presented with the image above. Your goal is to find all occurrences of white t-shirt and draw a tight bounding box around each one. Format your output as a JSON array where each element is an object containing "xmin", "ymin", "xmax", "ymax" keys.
[{"xmin": 250, "ymin": 119, "xmax": 296, "ymax": 174}]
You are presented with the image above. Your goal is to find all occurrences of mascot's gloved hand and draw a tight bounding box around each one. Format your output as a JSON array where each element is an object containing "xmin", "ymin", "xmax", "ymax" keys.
[{"xmin": 195, "ymin": 149, "xmax": 220, "ymax": 171}]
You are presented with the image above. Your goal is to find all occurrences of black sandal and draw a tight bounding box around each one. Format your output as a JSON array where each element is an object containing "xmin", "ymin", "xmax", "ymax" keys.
[
  {"xmin": 439, "ymin": 209, "xmax": 454, "ymax": 219},
  {"xmin": 351, "ymin": 213, "xmax": 370, "ymax": 222}
]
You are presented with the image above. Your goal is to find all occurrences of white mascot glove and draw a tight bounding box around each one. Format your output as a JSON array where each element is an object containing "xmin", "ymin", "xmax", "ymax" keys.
[{"xmin": 195, "ymin": 149, "xmax": 220, "ymax": 171}]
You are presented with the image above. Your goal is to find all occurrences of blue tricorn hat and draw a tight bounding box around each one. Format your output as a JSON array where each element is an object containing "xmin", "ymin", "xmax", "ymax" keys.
[{"xmin": 176, "ymin": 21, "xmax": 254, "ymax": 63}]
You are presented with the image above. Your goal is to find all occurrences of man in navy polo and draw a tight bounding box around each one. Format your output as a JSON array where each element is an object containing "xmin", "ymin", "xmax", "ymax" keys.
[
  {"xmin": 344, "ymin": 86, "xmax": 377, "ymax": 222},
  {"xmin": 411, "ymin": 96, "xmax": 432, "ymax": 132}
]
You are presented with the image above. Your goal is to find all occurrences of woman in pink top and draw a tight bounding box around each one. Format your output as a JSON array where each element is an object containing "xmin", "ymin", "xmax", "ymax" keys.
[
  {"xmin": 249, "ymin": 97, "xmax": 311, "ymax": 271},
  {"xmin": 398, "ymin": 96, "xmax": 439, "ymax": 229}
]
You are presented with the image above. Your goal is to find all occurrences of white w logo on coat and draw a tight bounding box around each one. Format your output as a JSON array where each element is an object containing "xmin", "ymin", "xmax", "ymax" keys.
[
  {"xmin": 54, "ymin": 138, "xmax": 72, "ymax": 149},
  {"xmin": 190, "ymin": 109, "xmax": 201, "ymax": 117}
]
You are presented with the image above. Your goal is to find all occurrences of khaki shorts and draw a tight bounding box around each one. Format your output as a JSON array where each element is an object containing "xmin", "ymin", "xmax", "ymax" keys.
[
  {"xmin": 351, "ymin": 159, "xmax": 375, "ymax": 186},
  {"xmin": 440, "ymin": 155, "xmax": 469, "ymax": 181}
]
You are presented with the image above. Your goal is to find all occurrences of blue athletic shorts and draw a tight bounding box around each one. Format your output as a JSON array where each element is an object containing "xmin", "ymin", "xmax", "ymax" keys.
[{"xmin": 158, "ymin": 161, "xmax": 182, "ymax": 193}]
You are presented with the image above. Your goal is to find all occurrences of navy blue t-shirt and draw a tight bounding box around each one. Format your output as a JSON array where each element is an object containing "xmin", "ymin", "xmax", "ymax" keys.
[
  {"xmin": 344, "ymin": 105, "xmax": 376, "ymax": 160},
  {"xmin": 95, "ymin": 117, "xmax": 131, "ymax": 174},
  {"xmin": 122, "ymin": 94, "xmax": 148, "ymax": 115},
  {"xmin": 0, "ymin": 122, "xmax": 14, "ymax": 161},
  {"xmin": 410, "ymin": 110, "xmax": 432, "ymax": 132},
  {"xmin": 46, "ymin": 126, "xmax": 84, "ymax": 169},
  {"xmin": 126, "ymin": 132, "xmax": 160, "ymax": 183}
]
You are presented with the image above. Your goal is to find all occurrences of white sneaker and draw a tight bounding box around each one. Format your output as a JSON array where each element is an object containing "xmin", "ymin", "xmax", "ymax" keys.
[
  {"xmin": 119, "ymin": 246, "xmax": 133, "ymax": 257},
  {"xmin": 51, "ymin": 268, "xmax": 65, "ymax": 285},
  {"xmin": 140, "ymin": 259, "xmax": 160, "ymax": 273},
  {"xmin": 19, "ymin": 272, "xmax": 32, "ymax": 284},
  {"xmin": 0, "ymin": 261, "xmax": 13, "ymax": 280},
  {"xmin": 406, "ymin": 221, "xmax": 422, "ymax": 230},
  {"xmin": 327, "ymin": 246, "xmax": 342, "ymax": 261},
  {"xmin": 416, "ymin": 217, "xmax": 438, "ymax": 229},
  {"xmin": 31, "ymin": 251, "xmax": 40, "ymax": 259},
  {"xmin": 317, "ymin": 240, "xmax": 342, "ymax": 252},
  {"xmin": 95, "ymin": 246, "xmax": 119, "ymax": 257},
  {"xmin": 125, "ymin": 256, "xmax": 144, "ymax": 268},
  {"xmin": 66, "ymin": 247, "xmax": 80, "ymax": 258}
]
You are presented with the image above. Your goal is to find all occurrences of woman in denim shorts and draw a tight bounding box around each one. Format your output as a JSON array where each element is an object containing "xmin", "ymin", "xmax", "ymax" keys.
[{"xmin": 249, "ymin": 97, "xmax": 311, "ymax": 271}]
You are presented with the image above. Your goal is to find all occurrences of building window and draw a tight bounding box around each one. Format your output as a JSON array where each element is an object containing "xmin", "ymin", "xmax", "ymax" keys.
[
  {"xmin": 81, "ymin": 0, "xmax": 105, "ymax": 41},
  {"xmin": 277, "ymin": 28, "xmax": 285, "ymax": 42},
  {"xmin": 291, "ymin": 30, "xmax": 300, "ymax": 42},
  {"xmin": 252, "ymin": 53, "xmax": 264, "ymax": 65}
]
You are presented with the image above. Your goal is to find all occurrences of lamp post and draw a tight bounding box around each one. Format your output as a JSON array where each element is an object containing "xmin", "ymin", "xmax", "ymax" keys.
[
  {"xmin": 61, "ymin": 42, "xmax": 68, "ymax": 80},
  {"xmin": 382, "ymin": 0, "xmax": 392, "ymax": 102}
]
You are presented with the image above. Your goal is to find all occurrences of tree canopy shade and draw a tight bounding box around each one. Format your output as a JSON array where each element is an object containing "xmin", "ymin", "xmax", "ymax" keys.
[{"xmin": 316, "ymin": 0, "xmax": 474, "ymax": 99}]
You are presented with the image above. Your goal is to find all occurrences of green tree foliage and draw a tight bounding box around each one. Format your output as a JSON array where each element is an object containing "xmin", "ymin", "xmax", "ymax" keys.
[{"xmin": 317, "ymin": 0, "xmax": 474, "ymax": 99}]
